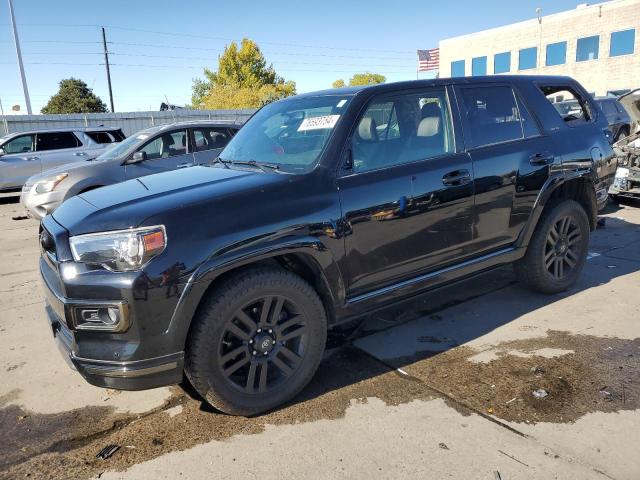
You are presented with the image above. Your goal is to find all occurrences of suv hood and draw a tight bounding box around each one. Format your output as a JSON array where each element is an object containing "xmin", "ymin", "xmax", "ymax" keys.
[
  {"xmin": 619, "ymin": 89, "xmax": 640, "ymax": 133},
  {"xmin": 52, "ymin": 166, "xmax": 275, "ymax": 235}
]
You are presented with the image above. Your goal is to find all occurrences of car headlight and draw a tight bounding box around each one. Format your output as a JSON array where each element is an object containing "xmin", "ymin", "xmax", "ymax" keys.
[
  {"xmin": 34, "ymin": 173, "xmax": 68, "ymax": 194},
  {"xmin": 69, "ymin": 225, "xmax": 166, "ymax": 272}
]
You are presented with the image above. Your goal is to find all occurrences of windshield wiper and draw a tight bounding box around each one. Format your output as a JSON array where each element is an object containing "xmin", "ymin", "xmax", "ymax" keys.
[
  {"xmin": 211, "ymin": 156, "xmax": 230, "ymax": 169},
  {"xmin": 227, "ymin": 159, "xmax": 280, "ymax": 173}
]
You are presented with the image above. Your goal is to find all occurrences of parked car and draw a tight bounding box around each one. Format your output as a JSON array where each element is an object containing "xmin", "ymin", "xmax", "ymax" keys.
[
  {"xmin": 21, "ymin": 121, "xmax": 241, "ymax": 219},
  {"xmin": 594, "ymin": 97, "xmax": 632, "ymax": 142},
  {"xmin": 0, "ymin": 127, "xmax": 125, "ymax": 192},
  {"xmin": 40, "ymin": 75, "xmax": 615, "ymax": 416},
  {"xmin": 609, "ymin": 88, "xmax": 640, "ymax": 202}
]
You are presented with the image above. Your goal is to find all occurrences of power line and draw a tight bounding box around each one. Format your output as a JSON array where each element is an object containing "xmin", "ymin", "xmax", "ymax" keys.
[{"xmin": 10, "ymin": 23, "xmax": 415, "ymax": 55}]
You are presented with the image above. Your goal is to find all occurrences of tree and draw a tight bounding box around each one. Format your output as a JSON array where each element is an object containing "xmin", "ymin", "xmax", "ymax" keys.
[
  {"xmin": 41, "ymin": 78, "xmax": 107, "ymax": 114},
  {"xmin": 348, "ymin": 72, "xmax": 386, "ymax": 86},
  {"xmin": 331, "ymin": 73, "xmax": 386, "ymax": 88},
  {"xmin": 192, "ymin": 39, "xmax": 296, "ymax": 109}
]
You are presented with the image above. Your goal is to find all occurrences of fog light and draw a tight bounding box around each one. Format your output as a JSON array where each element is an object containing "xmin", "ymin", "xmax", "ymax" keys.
[
  {"xmin": 105, "ymin": 307, "xmax": 120, "ymax": 325},
  {"xmin": 73, "ymin": 304, "xmax": 127, "ymax": 332}
]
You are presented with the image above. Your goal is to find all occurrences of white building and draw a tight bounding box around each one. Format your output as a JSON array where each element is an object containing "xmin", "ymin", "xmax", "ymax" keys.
[{"xmin": 438, "ymin": 0, "xmax": 639, "ymax": 96}]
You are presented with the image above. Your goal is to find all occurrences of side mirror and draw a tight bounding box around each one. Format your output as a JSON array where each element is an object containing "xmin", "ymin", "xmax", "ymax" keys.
[
  {"xmin": 129, "ymin": 151, "xmax": 147, "ymax": 163},
  {"xmin": 0, "ymin": 147, "xmax": 6, "ymax": 156}
]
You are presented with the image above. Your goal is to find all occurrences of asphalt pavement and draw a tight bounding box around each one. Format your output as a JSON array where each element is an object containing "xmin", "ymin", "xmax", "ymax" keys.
[{"xmin": 0, "ymin": 195, "xmax": 638, "ymax": 480}]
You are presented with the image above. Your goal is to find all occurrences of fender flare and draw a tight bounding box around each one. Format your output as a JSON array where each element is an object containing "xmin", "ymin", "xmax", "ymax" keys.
[
  {"xmin": 165, "ymin": 235, "xmax": 345, "ymax": 348},
  {"xmin": 516, "ymin": 170, "xmax": 597, "ymax": 248}
]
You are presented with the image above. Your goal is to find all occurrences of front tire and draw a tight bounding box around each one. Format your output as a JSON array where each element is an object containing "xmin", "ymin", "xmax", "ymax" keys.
[
  {"xmin": 515, "ymin": 200, "xmax": 590, "ymax": 294},
  {"xmin": 185, "ymin": 267, "xmax": 327, "ymax": 416}
]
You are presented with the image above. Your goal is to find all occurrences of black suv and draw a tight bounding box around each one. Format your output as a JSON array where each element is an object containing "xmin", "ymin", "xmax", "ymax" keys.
[{"xmin": 40, "ymin": 76, "xmax": 615, "ymax": 415}]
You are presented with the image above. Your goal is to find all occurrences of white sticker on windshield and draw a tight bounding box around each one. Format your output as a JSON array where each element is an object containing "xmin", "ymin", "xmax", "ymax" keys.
[
  {"xmin": 136, "ymin": 134, "xmax": 149, "ymax": 140},
  {"xmin": 336, "ymin": 99, "xmax": 347, "ymax": 108},
  {"xmin": 297, "ymin": 115, "xmax": 340, "ymax": 132}
]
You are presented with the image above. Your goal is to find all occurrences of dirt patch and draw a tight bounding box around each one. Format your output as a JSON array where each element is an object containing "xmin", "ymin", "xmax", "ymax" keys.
[
  {"xmin": 0, "ymin": 347, "xmax": 434, "ymax": 480},
  {"xmin": 393, "ymin": 331, "xmax": 639, "ymax": 424}
]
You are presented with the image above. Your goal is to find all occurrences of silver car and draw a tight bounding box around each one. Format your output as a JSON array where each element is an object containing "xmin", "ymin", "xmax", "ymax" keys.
[
  {"xmin": 21, "ymin": 121, "xmax": 241, "ymax": 219},
  {"xmin": 0, "ymin": 127, "xmax": 125, "ymax": 192}
]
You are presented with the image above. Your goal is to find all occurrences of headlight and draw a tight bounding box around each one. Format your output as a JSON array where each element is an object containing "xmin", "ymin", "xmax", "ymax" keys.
[
  {"xmin": 35, "ymin": 173, "xmax": 68, "ymax": 194},
  {"xmin": 69, "ymin": 225, "xmax": 166, "ymax": 272}
]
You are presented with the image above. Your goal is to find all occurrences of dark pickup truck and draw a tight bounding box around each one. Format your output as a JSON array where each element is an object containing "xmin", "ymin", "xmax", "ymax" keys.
[{"xmin": 39, "ymin": 75, "xmax": 615, "ymax": 415}]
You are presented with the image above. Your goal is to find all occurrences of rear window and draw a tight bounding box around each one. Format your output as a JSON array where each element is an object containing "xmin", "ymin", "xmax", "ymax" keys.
[
  {"xmin": 36, "ymin": 132, "xmax": 80, "ymax": 151},
  {"xmin": 87, "ymin": 130, "xmax": 126, "ymax": 143},
  {"xmin": 539, "ymin": 85, "xmax": 593, "ymax": 126},
  {"xmin": 460, "ymin": 86, "xmax": 527, "ymax": 148}
]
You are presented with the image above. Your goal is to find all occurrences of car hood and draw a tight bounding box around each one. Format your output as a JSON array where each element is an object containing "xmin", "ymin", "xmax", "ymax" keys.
[
  {"xmin": 619, "ymin": 89, "xmax": 640, "ymax": 131},
  {"xmin": 52, "ymin": 166, "xmax": 275, "ymax": 235},
  {"xmin": 25, "ymin": 158, "xmax": 103, "ymax": 185}
]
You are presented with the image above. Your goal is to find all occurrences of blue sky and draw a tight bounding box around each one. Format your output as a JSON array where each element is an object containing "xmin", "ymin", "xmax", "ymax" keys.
[{"xmin": 0, "ymin": 0, "xmax": 593, "ymax": 113}]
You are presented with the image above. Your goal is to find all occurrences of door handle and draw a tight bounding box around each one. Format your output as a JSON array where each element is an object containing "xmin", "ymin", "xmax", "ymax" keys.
[
  {"xmin": 73, "ymin": 152, "xmax": 88, "ymax": 156},
  {"xmin": 26, "ymin": 156, "xmax": 39, "ymax": 161},
  {"xmin": 529, "ymin": 152, "xmax": 554, "ymax": 166},
  {"xmin": 442, "ymin": 169, "xmax": 471, "ymax": 186},
  {"xmin": 176, "ymin": 163, "xmax": 191, "ymax": 169}
]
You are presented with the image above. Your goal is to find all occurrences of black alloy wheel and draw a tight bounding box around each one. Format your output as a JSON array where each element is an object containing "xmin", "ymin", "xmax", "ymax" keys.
[
  {"xmin": 218, "ymin": 295, "xmax": 308, "ymax": 394},
  {"xmin": 186, "ymin": 267, "xmax": 327, "ymax": 416},
  {"xmin": 514, "ymin": 199, "xmax": 590, "ymax": 294},
  {"xmin": 543, "ymin": 215, "xmax": 582, "ymax": 280}
]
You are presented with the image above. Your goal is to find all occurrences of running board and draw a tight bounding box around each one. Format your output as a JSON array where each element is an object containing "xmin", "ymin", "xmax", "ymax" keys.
[{"xmin": 346, "ymin": 247, "xmax": 519, "ymax": 305}]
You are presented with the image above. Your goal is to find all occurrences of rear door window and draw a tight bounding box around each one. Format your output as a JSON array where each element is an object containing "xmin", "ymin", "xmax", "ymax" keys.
[
  {"xmin": 36, "ymin": 132, "xmax": 80, "ymax": 151},
  {"xmin": 3, "ymin": 134, "xmax": 35, "ymax": 153},
  {"xmin": 192, "ymin": 127, "xmax": 232, "ymax": 152},
  {"xmin": 459, "ymin": 86, "xmax": 525, "ymax": 148}
]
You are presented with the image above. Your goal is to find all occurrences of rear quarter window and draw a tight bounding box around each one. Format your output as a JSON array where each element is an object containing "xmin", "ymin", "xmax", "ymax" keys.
[{"xmin": 538, "ymin": 85, "xmax": 594, "ymax": 127}]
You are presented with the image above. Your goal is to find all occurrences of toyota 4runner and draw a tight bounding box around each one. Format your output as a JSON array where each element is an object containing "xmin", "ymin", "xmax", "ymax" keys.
[{"xmin": 39, "ymin": 76, "xmax": 615, "ymax": 415}]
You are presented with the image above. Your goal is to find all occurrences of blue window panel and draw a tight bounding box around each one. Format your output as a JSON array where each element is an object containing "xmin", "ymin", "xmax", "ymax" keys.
[
  {"xmin": 610, "ymin": 29, "xmax": 635, "ymax": 57},
  {"xmin": 519, "ymin": 47, "xmax": 537, "ymax": 70},
  {"xmin": 494, "ymin": 52, "xmax": 511, "ymax": 74},
  {"xmin": 546, "ymin": 41, "xmax": 567, "ymax": 66},
  {"xmin": 576, "ymin": 35, "xmax": 599, "ymax": 61},
  {"xmin": 472, "ymin": 56, "xmax": 487, "ymax": 76},
  {"xmin": 451, "ymin": 60, "xmax": 465, "ymax": 78}
]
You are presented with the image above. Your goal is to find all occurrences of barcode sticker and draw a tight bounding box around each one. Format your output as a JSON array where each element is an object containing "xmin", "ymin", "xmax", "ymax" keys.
[{"xmin": 297, "ymin": 115, "xmax": 340, "ymax": 132}]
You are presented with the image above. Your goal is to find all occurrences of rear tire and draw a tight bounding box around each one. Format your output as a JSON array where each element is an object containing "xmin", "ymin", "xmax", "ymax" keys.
[
  {"xmin": 185, "ymin": 266, "xmax": 327, "ymax": 416},
  {"xmin": 514, "ymin": 200, "xmax": 590, "ymax": 294}
]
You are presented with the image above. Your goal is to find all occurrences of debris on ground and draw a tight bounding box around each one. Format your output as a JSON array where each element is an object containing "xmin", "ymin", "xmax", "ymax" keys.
[
  {"xmin": 96, "ymin": 445, "xmax": 120, "ymax": 460},
  {"xmin": 532, "ymin": 389, "xmax": 548, "ymax": 399},
  {"xmin": 505, "ymin": 397, "xmax": 517, "ymax": 405},
  {"xmin": 599, "ymin": 387, "xmax": 613, "ymax": 402},
  {"xmin": 531, "ymin": 366, "xmax": 545, "ymax": 377},
  {"xmin": 438, "ymin": 442, "xmax": 449, "ymax": 450},
  {"xmin": 494, "ymin": 471, "xmax": 502, "ymax": 480},
  {"xmin": 11, "ymin": 215, "xmax": 29, "ymax": 221}
]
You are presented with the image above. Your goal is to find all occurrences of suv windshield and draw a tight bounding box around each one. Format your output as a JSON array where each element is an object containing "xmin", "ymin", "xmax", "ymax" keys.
[{"xmin": 219, "ymin": 95, "xmax": 353, "ymax": 172}]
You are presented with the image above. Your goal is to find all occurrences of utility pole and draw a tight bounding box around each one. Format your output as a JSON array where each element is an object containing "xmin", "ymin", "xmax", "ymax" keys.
[
  {"xmin": 7, "ymin": 0, "xmax": 32, "ymax": 115},
  {"xmin": 101, "ymin": 27, "xmax": 115, "ymax": 113}
]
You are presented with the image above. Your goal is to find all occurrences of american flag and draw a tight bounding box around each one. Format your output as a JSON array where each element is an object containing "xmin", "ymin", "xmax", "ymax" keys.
[{"xmin": 417, "ymin": 48, "xmax": 440, "ymax": 72}]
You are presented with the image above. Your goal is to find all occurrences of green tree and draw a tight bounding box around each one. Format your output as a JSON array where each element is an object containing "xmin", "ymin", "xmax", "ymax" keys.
[
  {"xmin": 332, "ymin": 79, "xmax": 346, "ymax": 88},
  {"xmin": 41, "ymin": 78, "xmax": 107, "ymax": 114},
  {"xmin": 348, "ymin": 72, "xmax": 386, "ymax": 86},
  {"xmin": 192, "ymin": 39, "xmax": 296, "ymax": 109}
]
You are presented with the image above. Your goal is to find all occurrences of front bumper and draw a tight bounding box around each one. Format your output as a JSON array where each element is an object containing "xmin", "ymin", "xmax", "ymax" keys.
[
  {"xmin": 21, "ymin": 185, "xmax": 65, "ymax": 220},
  {"xmin": 43, "ymin": 270, "xmax": 184, "ymax": 390},
  {"xmin": 608, "ymin": 167, "xmax": 640, "ymax": 199},
  {"xmin": 40, "ymin": 216, "xmax": 187, "ymax": 391}
]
